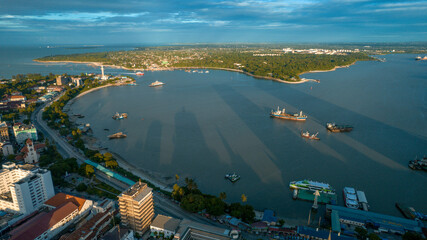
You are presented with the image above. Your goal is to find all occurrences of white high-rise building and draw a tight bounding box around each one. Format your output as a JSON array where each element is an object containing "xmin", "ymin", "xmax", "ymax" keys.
[{"xmin": 0, "ymin": 162, "xmax": 55, "ymax": 215}]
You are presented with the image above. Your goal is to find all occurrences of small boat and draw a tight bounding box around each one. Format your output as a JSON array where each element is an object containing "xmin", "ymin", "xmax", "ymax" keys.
[
  {"xmin": 270, "ymin": 106, "xmax": 307, "ymax": 121},
  {"xmin": 326, "ymin": 123, "xmax": 353, "ymax": 132},
  {"xmin": 104, "ymin": 128, "xmax": 109, "ymax": 131},
  {"xmin": 136, "ymin": 72, "xmax": 144, "ymax": 75},
  {"xmin": 408, "ymin": 156, "xmax": 427, "ymax": 171},
  {"xmin": 128, "ymin": 83, "xmax": 137, "ymax": 86},
  {"xmin": 205, "ymin": 70, "xmax": 209, "ymax": 73},
  {"xmin": 415, "ymin": 56, "xmax": 427, "ymax": 61},
  {"xmin": 149, "ymin": 81, "xmax": 165, "ymax": 87},
  {"xmin": 108, "ymin": 132, "xmax": 127, "ymax": 139},
  {"xmin": 225, "ymin": 173, "xmax": 240, "ymax": 183},
  {"xmin": 301, "ymin": 131, "xmax": 320, "ymax": 140},
  {"xmin": 112, "ymin": 112, "xmax": 128, "ymax": 120}
]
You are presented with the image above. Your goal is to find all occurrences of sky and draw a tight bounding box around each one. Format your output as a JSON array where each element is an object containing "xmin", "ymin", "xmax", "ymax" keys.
[{"xmin": 1, "ymin": 0, "xmax": 427, "ymax": 45}]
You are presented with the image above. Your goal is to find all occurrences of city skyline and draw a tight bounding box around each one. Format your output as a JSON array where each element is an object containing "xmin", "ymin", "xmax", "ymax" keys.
[{"xmin": 1, "ymin": 0, "xmax": 427, "ymax": 45}]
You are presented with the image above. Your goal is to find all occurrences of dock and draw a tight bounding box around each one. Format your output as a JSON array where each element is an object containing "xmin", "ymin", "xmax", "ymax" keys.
[{"xmin": 292, "ymin": 189, "xmax": 337, "ymax": 204}]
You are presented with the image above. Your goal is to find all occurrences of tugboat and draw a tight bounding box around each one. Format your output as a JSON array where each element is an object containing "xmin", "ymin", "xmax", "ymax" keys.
[
  {"xmin": 112, "ymin": 112, "xmax": 128, "ymax": 120},
  {"xmin": 408, "ymin": 156, "xmax": 427, "ymax": 171},
  {"xmin": 225, "ymin": 173, "xmax": 240, "ymax": 183},
  {"xmin": 149, "ymin": 81, "xmax": 165, "ymax": 87},
  {"xmin": 301, "ymin": 131, "xmax": 320, "ymax": 140},
  {"xmin": 326, "ymin": 123, "xmax": 353, "ymax": 132},
  {"xmin": 108, "ymin": 132, "xmax": 127, "ymax": 139},
  {"xmin": 270, "ymin": 107, "xmax": 307, "ymax": 121}
]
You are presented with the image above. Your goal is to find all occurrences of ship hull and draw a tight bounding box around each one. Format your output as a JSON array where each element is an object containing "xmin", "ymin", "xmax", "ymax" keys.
[{"xmin": 270, "ymin": 114, "xmax": 307, "ymax": 121}]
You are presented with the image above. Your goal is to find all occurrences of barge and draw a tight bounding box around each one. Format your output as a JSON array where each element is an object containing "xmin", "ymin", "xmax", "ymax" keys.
[{"xmin": 326, "ymin": 123, "xmax": 353, "ymax": 132}]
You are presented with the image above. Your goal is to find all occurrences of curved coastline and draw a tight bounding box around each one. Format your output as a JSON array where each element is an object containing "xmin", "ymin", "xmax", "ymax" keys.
[{"xmin": 35, "ymin": 59, "xmax": 312, "ymax": 84}]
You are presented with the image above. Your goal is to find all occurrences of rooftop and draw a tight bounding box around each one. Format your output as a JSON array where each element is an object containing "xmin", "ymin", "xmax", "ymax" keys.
[
  {"xmin": 64, "ymin": 208, "xmax": 113, "ymax": 240},
  {"xmin": 177, "ymin": 219, "xmax": 231, "ymax": 240},
  {"xmin": 120, "ymin": 181, "xmax": 152, "ymax": 201},
  {"xmin": 9, "ymin": 202, "xmax": 78, "ymax": 240},
  {"xmin": 45, "ymin": 193, "xmax": 87, "ymax": 212},
  {"xmin": 151, "ymin": 214, "xmax": 181, "ymax": 232},
  {"xmin": 101, "ymin": 226, "xmax": 131, "ymax": 240}
]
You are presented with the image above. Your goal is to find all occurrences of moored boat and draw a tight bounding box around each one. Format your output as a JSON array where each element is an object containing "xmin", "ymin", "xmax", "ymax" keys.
[
  {"xmin": 326, "ymin": 123, "xmax": 353, "ymax": 132},
  {"xmin": 408, "ymin": 156, "xmax": 427, "ymax": 171},
  {"xmin": 270, "ymin": 107, "xmax": 307, "ymax": 121},
  {"xmin": 289, "ymin": 180, "xmax": 335, "ymax": 194},
  {"xmin": 112, "ymin": 112, "xmax": 128, "ymax": 120},
  {"xmin": 343, "ymin": 187, "xmax": 359, "ymax": 209},
  {"xmin": 225, "ymin": 173, "xmax": 240, "ymax": 183},
  {"xmin": 108, "ymin": 132, "xmax": 127, "ymax": 139},
  {"xmin": 136, "ymin": 71, "xmax": 144, "ymax": 75},
  {"xmin": 149, "ymin": 81, "xmax": 165, "ymax": 87},
  {"xmin": 301, "ymin": 131, "xmax": 319, "ymax": 140}
]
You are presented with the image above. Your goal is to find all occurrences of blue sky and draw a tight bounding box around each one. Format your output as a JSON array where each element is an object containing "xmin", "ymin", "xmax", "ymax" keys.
[{"xmin": 1, "ymin": 0, "xmax": 426, "ymax": 45}]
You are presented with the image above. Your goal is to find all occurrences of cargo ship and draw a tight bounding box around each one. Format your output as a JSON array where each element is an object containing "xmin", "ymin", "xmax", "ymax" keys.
[
  {"xmin": 343, "ymin": 187, "xmax": 359, "ymax": 209},
  {"xmin": 408, "ymin": 156, "xmax": 427, "ymax": 171},
  {"xmin": 270, "ymin": 107, "xmax": 307, "ymax": 121},
  {"xmin": 112, "ymin": 112, "xmax": 128, "ymax": 120},
  {"xmin": 225, "ymin": 173, "xmax": 240, "ymax": 183},
  {"xmin": 289, "ymin": 180, "xmax": 335, "ymax": 194},
  {"xmin": 149, "ymin": 81, "xmax": 165, "ymax": 87},
  {"xmin": 326, "ymin": 123, "xmax": 353, "ymax": 132},
  {"xmin": 301, "ymin": 131, "xmax": 319, "ymax": 140},
  {"xmin": 108, "ymin": 132, "xmax": 127, "ymax": 139}
]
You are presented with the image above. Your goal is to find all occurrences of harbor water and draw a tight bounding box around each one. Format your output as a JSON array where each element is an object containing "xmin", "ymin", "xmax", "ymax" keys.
[{"xmin": 1, "ymin": 47, "xmax": 426, "ymax": 222}]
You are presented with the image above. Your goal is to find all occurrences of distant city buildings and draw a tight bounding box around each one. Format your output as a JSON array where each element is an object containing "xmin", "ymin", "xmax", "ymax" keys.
[
  {"xmin": 0, "ymin": 162, "xmax": 55, "ymax": 215},
  {"xmin": 118, "ymin": 181, "xmax": 154, "ymax": 234},
  {"xmin": 56, "ymin": 75, "xmax": 71, "ymax": 86},
  {"xmin": 72, "ymin": 77, "xmax": 84, "ymax": 86},
  {"xmin": 13, "ymin": 123, "xmax": 38, "ymax": 144}
]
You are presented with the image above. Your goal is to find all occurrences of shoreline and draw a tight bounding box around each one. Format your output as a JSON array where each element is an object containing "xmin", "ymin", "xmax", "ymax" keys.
[
  {"xmin": 298, "ymin": 61, "xmax": 356, "ymax": 77},
  {"xmin": 65, "ymin": 84, "xmax": 175, "ymax": 192},
  {"xmin": 35, "ymin": 59, "xmax": 313, "ymax": 84}
]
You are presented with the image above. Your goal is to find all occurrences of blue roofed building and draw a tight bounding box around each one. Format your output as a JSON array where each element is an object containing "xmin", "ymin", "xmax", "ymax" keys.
[
  {"xmin": 262, "ymin": 210, "xmax": 277, "ymax": 225},
  {"xmin": 326, "ymin": 205, "xmax": 424, "ymax": 236}
]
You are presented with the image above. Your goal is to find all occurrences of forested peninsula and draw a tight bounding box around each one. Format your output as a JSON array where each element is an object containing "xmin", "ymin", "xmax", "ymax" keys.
[{"xmin": 35, "ymin": 45, "xmax": 374, "ymax": 82}]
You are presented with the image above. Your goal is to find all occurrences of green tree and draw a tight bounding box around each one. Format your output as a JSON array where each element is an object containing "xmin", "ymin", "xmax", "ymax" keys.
[
  {"xmin": 355, "ymin": 227, "xmax": 368, "ymax": 240},
  {"xmin": 277, "ymin": 219, "xmax": 285, "ymax": 227},
  {"xmin": 175, "ymin": 174, "xmax": 179, "ymax": 182},
  {"xmin": 76, "ymin": 183, "xmax": 88, "ymax": 192},
  {"xmin": 219, "ymin": 192, "xmax": 227, "ymax": 201},
  {"xmin": 402, "ymin": 232, "xmax": 424, "ymax": 240},
  {"xmin": 367, "ymin": 233, "xmax": 380, "ymax": 240}
]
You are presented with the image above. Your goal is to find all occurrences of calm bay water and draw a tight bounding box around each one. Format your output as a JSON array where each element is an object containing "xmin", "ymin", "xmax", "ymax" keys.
[{"xmin": 1, "ymin": 48, "xmax": 426, "ymax": 221}]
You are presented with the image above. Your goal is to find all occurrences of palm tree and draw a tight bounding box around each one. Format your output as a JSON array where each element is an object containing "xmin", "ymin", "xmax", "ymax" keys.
[
  {"xmin": 241, "ymin": 194, "xmax": 247, "ymax": 203},
  {"xmin": 175, "ymin": 174, "xmax": 180, "ymax": 182},
  {"xmin": 219, "ymin": 192, "xmax": 227, "ymax": 201}
]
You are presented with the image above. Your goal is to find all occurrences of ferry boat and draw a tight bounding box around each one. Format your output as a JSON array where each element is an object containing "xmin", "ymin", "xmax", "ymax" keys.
[
  {"xmin": 108, "ymin": 132, "xmax": 127, "ymax": 139},
  {"xmin": 112, "ymin": 112, "xmax": 128, "ymax": 120},
  {"xmin": 225, "ymin": 173, "xmax": 240, "ymax": 183},
  {"xmin": 326, "ymin": 123, "xmax": 353, "ymax": 132},
  {"xmin": 136, "ymin": 72, "xmax": 144, "ymax": 75},
  {"xmin": 343, "ymin": 187, "xmax": 359, "ymax": 209},
  {"xmin": 289, "ymin": 180, "xmax": 335, "ymax": 194},
  {"xmin": 149, "ymin": 81, "xmax": 165, "ymax": 87},
  {"xmin": 301, "ymin": 131, "xmax": 319, "ymax": 140},
  {"xmin": 270, "ymin": 107, "xmax": 307, "ymax": 121}
]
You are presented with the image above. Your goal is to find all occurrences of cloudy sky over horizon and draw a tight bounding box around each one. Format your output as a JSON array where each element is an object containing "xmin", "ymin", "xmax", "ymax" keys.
[{"xmin": 1, "ymin": 0, "xmax": 426, "ymax": 45}]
